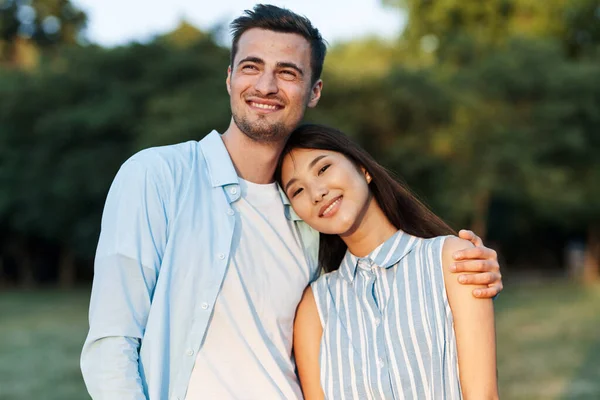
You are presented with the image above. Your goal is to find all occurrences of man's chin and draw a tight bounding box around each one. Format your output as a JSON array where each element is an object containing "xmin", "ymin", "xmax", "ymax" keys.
[{"xmin": 235, "ymin": 118, "xmax": 290, "ymax": 144}]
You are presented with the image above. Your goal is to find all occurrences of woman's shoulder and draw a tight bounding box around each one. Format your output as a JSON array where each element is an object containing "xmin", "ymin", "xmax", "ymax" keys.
[
  {"xmin": 408, "ymin": 234, "xmax": 450, "ymax": 255},
  {"xmin": 409, "ymin": 235, "xmax": 473, "ymax": 273},
  {"xmin": 307, "ymin": 270, "xmax": 343, "ymax": 327},
  {"xmin": 415, "ymin": 234, "xmax": 471, "ymax": 252},
  {"xmin": 310, "ymin": 269, "xmax": 343, "ymax": 292},
  {"xmin": 441, "ymin": 235, "xmax": 474, "ymax": 258}
]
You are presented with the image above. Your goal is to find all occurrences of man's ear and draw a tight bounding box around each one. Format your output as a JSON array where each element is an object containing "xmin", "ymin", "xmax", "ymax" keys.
[
  {"xmin": 226, "ymin": 66, "xmax": 232, "ymax": 95},
  {"xmin": 307, "ymin": 79, "xmax": 323, "ymax": 108}
]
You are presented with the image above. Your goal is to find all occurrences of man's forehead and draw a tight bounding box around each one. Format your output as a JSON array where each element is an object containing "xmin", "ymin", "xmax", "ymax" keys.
[{"xmin": 235, "ymin": 28, "xmax": 311, "ymax": 64}]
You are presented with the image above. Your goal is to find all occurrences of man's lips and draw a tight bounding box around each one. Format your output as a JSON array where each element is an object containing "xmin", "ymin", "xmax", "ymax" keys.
[{"xmin": 319, "ymin": 196, "xmax": 343, "ymax": 217}]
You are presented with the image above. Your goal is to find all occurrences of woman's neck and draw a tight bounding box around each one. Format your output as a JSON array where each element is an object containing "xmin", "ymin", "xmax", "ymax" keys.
[{"xmin": 340, "ymin": 198, "xmax": 398, "ymax": 258}]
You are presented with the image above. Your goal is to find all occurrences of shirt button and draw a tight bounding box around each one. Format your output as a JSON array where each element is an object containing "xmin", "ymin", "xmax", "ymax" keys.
[
  {"xmin": 186, "ymin": 349, "xmax": 194, "ymax": 356},
  {"xmin": 377, "ymin": 358, "xmax": 385, "ymax": 368},
  {"xmin": 375, "ymin": 318, "xmax": 381, "ymax": 326},
  {"xmin": 218, "ymin": 253, "xmax": 225, "ymax": 260},
  {"xmin": 227, "ymin": 209, "xmax": 234, "ymax": 216},
  {"xmin": 230, "ymin": 187, "xmax": 238, "ymax": 195},
  {"xmin": 201, "ymin": 302, "xmax": 209, "ymax": 310}
]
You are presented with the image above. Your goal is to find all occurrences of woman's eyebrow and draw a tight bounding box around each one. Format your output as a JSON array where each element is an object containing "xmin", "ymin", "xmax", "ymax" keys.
[{"xmin": 308, "ymin": 154, "xmax": 328, "ymax": 170}]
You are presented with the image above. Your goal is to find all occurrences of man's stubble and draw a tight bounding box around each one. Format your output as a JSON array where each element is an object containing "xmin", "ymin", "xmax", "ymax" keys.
[{"xmin": 232, "ymin": 112, "xmax": 290, "ymax": 144}]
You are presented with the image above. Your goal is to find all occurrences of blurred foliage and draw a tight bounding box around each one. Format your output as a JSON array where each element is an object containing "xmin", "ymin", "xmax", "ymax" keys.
[
  {"xmin": 0, "ymin": 34, "xmax": 230, "ymax": 285},
  {"xmin": 0, "ymin": 0, "xmax": 599, "ymax": 286},
  {"xmin": 384, "ymin": 0, "xmax": 600, "ymax": 63},
  {"xmin": 0, "ymin": 0, "xmax": 86, "ymax": 67}
]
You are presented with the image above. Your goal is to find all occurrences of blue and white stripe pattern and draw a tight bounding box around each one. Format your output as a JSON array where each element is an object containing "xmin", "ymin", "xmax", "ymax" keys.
[{"xmin": 311, "ymin": 231, "xmax": 461, "ymax": 399}]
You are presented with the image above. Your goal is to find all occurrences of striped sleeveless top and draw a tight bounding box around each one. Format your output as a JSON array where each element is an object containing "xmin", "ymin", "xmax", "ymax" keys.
[{"xmin": 311, "ymin": 231, "xmax": 461, "ymax": 399}]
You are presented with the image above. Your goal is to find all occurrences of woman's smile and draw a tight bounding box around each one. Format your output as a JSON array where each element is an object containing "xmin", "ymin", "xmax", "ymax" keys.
[{"xmin": 319, "ymin": 196, "xmax": 343, "ymax": 218}]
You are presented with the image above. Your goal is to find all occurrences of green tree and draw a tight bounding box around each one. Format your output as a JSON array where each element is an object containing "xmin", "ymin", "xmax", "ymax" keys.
[
  {"xmin": 0, "ymin": 0, "xmax": 86, "ymax": 67},
  {"xmin": 382, "ymin": 0, "xmax": 600, "ymax": 62},
  {"xmin": 0, "ymin": 35, "xmax": 230, "ymax": 287}
]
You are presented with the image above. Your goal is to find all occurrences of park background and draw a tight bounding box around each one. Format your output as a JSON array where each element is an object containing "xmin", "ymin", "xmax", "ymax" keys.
[{"xmin": 0, "ymin": 0, "xmax": 599, "ymax": 399}]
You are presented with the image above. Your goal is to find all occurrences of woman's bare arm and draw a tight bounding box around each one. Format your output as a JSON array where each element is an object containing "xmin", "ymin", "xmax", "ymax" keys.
[
  {"xmin": 294, "ymin": 286, "xmax": 325, "ymax": 400},
  {"xmin": 443, "ymin": 236, "xmax": 499, "ymax": 400}
]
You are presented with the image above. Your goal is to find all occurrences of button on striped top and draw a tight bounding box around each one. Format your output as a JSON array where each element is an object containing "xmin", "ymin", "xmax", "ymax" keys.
[{"xmin": 311, "ymin": 231, "xmax": 461, "ymax": 399}]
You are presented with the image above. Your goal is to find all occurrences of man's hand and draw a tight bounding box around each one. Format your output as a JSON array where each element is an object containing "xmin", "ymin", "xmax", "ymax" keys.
[{"xmin": 451, "ymin": 229, "xmax": 503, "ymax": 298}]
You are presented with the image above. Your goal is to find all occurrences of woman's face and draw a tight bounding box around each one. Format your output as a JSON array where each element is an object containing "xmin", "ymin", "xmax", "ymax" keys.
[{"xmin": 281, "ymin": 148, "xmax": 372, "ymax": 236}]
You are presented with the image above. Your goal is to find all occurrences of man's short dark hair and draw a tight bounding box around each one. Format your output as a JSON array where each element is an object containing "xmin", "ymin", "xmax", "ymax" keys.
[{"xmin": 230, "ymin": 4, "xmax": 327, "ymax": 84}]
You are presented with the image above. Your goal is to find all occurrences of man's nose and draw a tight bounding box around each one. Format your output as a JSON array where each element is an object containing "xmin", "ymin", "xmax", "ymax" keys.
[{"xmin": 254, "ymin": 71, "xmax": 278, "ymax": 95}]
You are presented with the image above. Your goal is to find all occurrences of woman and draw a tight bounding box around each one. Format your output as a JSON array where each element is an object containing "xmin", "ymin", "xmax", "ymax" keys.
[{"xmin": 275, "ymin": 124, "xmax": 498, "ymax": 399}]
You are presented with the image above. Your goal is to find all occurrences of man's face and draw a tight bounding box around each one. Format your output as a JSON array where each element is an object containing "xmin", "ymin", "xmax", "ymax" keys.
[{"xmin": 226, "ymin": 29, "xmax": 322, "ymax": 144}]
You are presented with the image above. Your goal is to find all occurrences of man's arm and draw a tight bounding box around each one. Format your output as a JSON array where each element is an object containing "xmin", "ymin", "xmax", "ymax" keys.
[
  {"xmin": 81, "ymin": 156, "xmax": 169, "ymax": 399},
  {"xmin": 453, "ymin": 229, "xmax": 503, "ymax": 298}
]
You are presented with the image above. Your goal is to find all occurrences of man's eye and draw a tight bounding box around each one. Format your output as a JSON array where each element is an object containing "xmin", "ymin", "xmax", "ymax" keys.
[
  {"xmin": 280, "ymin": 70, "xmax": 297, "ymax": 79},
  {"xmin": 292, "ymin": 187, "xmax": 303, "ymax": 197},
  {"xmin": 318, "ymin": 164, "xmax": 330, "ymax": 175},
  {"xmin": 242, "ymin": 65, "xmax": 258, "ymax": 71}
]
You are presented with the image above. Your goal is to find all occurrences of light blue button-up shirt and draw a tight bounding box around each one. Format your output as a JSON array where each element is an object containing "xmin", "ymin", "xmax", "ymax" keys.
[{"xmin": 81, "ymin": 131, "xmax": 319, "ymax": 400}]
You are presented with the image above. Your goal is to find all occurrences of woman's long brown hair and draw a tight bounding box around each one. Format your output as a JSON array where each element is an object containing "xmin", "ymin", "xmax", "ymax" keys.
[{"xmin": 275, "ymin": 123, "xmax": 455, "ymax": 273}]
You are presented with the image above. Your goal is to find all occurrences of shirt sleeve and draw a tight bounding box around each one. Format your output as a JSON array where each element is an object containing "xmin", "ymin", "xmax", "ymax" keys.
[{"xmin": 81, "ymin": 155, "xmax": 170, "ymax": 399}]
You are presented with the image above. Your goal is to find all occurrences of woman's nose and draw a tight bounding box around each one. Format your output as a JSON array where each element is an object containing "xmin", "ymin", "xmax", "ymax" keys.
[{"xmin": 312, "ymin": 185, "xmax": 328, "ymax": 204}]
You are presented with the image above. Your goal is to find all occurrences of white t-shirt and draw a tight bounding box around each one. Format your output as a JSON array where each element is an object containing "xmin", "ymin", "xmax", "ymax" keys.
[{"xmin": 185, "ymin": 178, "xmax": 317, "ymax": 399}]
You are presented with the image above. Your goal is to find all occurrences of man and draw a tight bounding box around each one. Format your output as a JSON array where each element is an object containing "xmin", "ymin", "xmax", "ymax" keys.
[{"xmin": 81, "ymin": 4, "xmax": 503, "ymax": 399}]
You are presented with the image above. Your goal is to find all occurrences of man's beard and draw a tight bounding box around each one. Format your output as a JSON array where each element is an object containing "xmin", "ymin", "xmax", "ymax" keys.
[{"xmin": 233, "ymin": 113, "xmax": 290, "ymax": 144}]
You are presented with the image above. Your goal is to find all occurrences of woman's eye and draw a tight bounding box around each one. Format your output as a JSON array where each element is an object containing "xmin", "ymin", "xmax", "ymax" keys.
[
  {"xmin": 318, "ymin": 164, "xmax": 330, "ymax": 175},
  {"xmin": 292, "ymin": 187, "xmax": 303, "ymax": 197}
]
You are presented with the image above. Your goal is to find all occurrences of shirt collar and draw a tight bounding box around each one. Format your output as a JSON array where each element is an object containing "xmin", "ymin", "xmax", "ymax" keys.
[
  {"xmin": 199, "ymin": 131, "xmax": 239, "ymax": 188},
  {"xmin": 278, "ymin": 185, "xmax": 302, "ymax": 221},
  {"xmin": 338, "ymin": 230, "xmax": 418, "ymax": 283},
  {"xmin": 199, "ymin": 130, "xmax": 300, "ymax": 221}
]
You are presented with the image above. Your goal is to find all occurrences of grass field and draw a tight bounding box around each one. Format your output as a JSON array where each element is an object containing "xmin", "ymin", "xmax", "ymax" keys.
[{"xmin": 1, "ymin": 282, "xmax": 599, "ymax": 400}]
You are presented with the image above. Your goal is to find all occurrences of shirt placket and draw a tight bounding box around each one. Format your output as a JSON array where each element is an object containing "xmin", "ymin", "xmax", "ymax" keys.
[{"xmin": 358, "ymin": 259, "xmax": 395, "ymax": 398}]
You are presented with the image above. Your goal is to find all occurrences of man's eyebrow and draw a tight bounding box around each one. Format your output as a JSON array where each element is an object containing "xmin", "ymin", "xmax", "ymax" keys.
[
  {"xmin": 277, "ymin": 62, "xmax": 304, "ymax": 76},
  {"xmin": 283, "ymin": 155, "xmax": 328, "ymax": 193},
  {"xmin": 237, "ymin": 56, "xmax": 264, "ymax": 66}
]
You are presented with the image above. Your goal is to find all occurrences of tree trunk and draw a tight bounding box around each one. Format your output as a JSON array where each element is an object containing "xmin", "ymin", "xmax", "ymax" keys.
[
  {"xmin": 18, "ymin": 247, "xmax": 35, "ymax": 289},
  {"xmin": 470, "ymin": 189, "xmax": 491, "ymax": 242},
  {"xmin": 0, "ymin": 257, "xmax": 5, "ymax": 289},
  {"xmin": 583, "ymin": 225, "xmax": 600, "ymax": 283},
  {"xmin": 6, "ymin": 237, "xmax": 36, "ymax": 288},
  {"xmin": 58, "ymin": 247, "xmax": 77, "ymax": 288}
]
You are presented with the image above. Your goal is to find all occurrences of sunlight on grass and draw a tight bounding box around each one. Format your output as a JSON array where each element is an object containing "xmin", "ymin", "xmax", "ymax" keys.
[
  {"xmin": 0, "ymin": 289, "xmax": 91, "ymax": 400},
  {"xmin": 0, "ymin": 282, "xmax": 599, "ymax": 399},
  {"xmin": 495, "ymin": 282, "xmax": 600, "ymax": 400}
]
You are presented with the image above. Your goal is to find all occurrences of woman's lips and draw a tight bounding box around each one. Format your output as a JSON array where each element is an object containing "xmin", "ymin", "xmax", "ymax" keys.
[{"xmin": 319, "ymin": 196, "xmax": 342, "ymax": 217}]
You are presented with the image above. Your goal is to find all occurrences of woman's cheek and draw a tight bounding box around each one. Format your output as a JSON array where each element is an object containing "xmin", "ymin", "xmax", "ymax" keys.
[{"xmin": 297, "ymin": 202, "xmax": 313, "ymax": 223}]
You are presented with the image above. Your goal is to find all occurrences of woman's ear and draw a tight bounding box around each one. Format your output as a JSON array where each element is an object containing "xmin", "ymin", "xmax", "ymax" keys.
[{"xmin": 361, "ymin": 167, "xmax": 372, "ymax": 184}]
